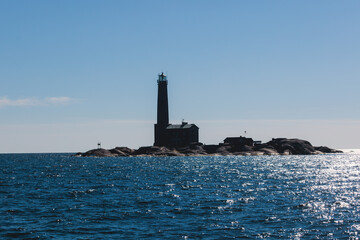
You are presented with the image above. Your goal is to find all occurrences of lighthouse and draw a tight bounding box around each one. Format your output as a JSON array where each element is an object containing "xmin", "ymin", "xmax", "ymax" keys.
[
  {"xmin": 154, "ymin": 72, "xmax": 199, "ymax": 147},
  {"xmin": 154, "ymin": 72, "xmax": 169, "ymax": 146}
]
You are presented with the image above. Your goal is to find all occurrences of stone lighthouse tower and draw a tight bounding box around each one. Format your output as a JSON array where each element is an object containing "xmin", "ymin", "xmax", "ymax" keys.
[
  {"xmin": 154, "ymin": 72, "xmax": 169, "ymax": 146},
  {"xmin": 154, "ymin": 72, "xmax": 199, "ymax": 147}
]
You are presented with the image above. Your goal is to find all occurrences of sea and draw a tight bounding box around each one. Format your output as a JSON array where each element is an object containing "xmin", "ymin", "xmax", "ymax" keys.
[{"xmin": 1, "ymin": 153, "xmax": 360, "ymax": 239}]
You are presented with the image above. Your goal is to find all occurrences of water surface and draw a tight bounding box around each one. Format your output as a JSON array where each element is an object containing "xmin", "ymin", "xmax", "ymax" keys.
[{"xmin": 1, "ymin": 153, "xmax": 360, "ymax": 239}]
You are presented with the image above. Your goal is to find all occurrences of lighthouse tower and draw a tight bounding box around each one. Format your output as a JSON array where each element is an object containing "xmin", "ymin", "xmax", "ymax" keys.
[
  {"xmin": 154, "ymin": 72, "xmax": 169, "ymax": 146},
  {"xmin": 154, "ymin": 72, "xmax": 199, "ymax": 147}
]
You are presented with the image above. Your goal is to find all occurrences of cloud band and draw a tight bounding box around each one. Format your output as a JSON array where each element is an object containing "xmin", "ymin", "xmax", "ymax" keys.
[{"xmin": 0, "ymin": 96, "xmax": 73, "ymax": 108}]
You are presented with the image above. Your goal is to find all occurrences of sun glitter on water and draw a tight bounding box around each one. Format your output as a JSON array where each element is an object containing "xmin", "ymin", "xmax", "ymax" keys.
[{"xmin": 340, "ymin": 149, "xmax": 360, "ymax": 154}]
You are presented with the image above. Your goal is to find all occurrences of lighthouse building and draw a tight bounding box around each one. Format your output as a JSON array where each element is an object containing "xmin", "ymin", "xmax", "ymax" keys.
[{"xmin": 154, "ymin": 73, "xmax": 199, "ymax": 147}]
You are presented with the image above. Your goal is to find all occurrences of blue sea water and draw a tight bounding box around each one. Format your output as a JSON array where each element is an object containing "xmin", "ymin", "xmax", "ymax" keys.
[{"xmin": 1, "ymin": 153, "xmax": 360, "ymax": 239}]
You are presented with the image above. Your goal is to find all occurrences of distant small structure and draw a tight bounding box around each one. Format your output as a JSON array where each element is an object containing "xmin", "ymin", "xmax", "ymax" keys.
[
  {"xmin": 97, "ymin": 142, "xmax": 101, "ymax": 149},
  {"xmin": 154, "ymin": 73, "xmax": 199, "ymax": 147},
  {"xmin": 224, "ymin": 136, "xmax": 254, "ymax": 147}
]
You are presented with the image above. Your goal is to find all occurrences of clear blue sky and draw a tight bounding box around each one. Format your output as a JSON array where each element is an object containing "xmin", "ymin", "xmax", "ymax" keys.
[{"xmin": 1, "ymin": 1, "xmax": 359, "ymax": 152}]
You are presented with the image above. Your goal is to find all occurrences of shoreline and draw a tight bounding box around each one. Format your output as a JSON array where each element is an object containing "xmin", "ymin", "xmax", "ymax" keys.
[{"xmin": 77, "ymin": 138, "xmax": 343, "ymax": 157}]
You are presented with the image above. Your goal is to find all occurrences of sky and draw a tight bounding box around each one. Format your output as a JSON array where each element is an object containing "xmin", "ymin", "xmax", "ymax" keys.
[{"xmin": 1, "ymin": 1, "xmax": 359, "ymax": 152}]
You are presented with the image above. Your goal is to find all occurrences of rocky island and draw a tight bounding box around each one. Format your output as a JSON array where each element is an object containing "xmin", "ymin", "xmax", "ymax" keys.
[
  {"xmin": 77, "ymin": 74, "xmax": 342, "ymax": 158},
  {"xmin": 77, "ymin": 138, "xmax": 342, "ymax": 157}
]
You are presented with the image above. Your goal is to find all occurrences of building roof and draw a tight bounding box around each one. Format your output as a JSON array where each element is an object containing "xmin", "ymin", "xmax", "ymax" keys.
[
  {"xmin": 224, "ymin": 136, "xmax": 247, "ymax": 140},
  {"xmin": 166, "ymin": 123, "xmax": 198, "ymax": 130},
  {"xmin": 224, "ymin": 136, "xmax": 253, "ymax": 142}
]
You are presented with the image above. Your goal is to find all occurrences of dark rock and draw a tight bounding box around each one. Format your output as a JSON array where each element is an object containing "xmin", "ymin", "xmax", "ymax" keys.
[
  {"xmin": 257, "ymin": 148, "xmax": 279, "ymax": 155},
  {"xmin": 189, "ymin": 142, "xmax": 204, "ymax": 148},
  {"xmin": 231, "ymin": 144, "xmax": 253, "ymax": 152},
  {"xmin": 153, "ymin": 146, "xmax": 184, "ymax": 156},
  {"xmin": 179, "ymin": 145, "xmax": 207, "ymax": 155},
  {"xmin": 216, "ymin": 146, "xmax": 231, "ymax": 155},
  {"xmin": 82, "ymin": 148, "xmax": 116, "ymax": 157},
  {"xmin": 109, "ymin": 148, "xmax": 128, "ymax": 157},
  {"xmin": 133, "ymin": 146, "xmax": 159, "ymax": 155},
  {"xmin": 254, "ymin": 144, "xmax": 276, "ymax": 151},
  {"xmin": 203, "ymin": 145, "xmax": 220, "ymax": 154},
  {"xmin": 114, "ymin": 147, "xmax": 134, "ymax": 155},
  {"xmin": 178, "ymin": 147, "xmax": 205, "ymax": 156},
  {"xmin": 267, "ymin": 138, "xmax": 316, "ymax": 155},
  {"xmin": 315, "ymin": 146, "xmax": 343, "ymax": 153},
  {"xmin": 132, "ymin": 146, "xmax": 185, "ymax": 156}
]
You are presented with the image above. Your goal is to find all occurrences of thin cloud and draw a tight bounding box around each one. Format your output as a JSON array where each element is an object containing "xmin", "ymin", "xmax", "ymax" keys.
[
  {"xmin": 45, "ymin": 97, "xmax": 73, "ymax": 104},
  {"xmin": 0, "ymin": 96, "xmax": 74, "ymax": 108},
  {"xmin": 0, "ymin": 97, "xmax": 41, "ymax": 107}
]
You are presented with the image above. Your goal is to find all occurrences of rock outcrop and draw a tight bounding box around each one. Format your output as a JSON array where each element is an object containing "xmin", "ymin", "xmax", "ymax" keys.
[{"xmin": 77, "ymin": 138, "xmax": 342, "ymax": 157}]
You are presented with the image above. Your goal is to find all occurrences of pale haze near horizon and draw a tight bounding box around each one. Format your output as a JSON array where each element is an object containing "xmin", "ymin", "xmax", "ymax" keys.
[{"xmin": 0, "ymin": 1, "xmax": 359, "ymax": 153}]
